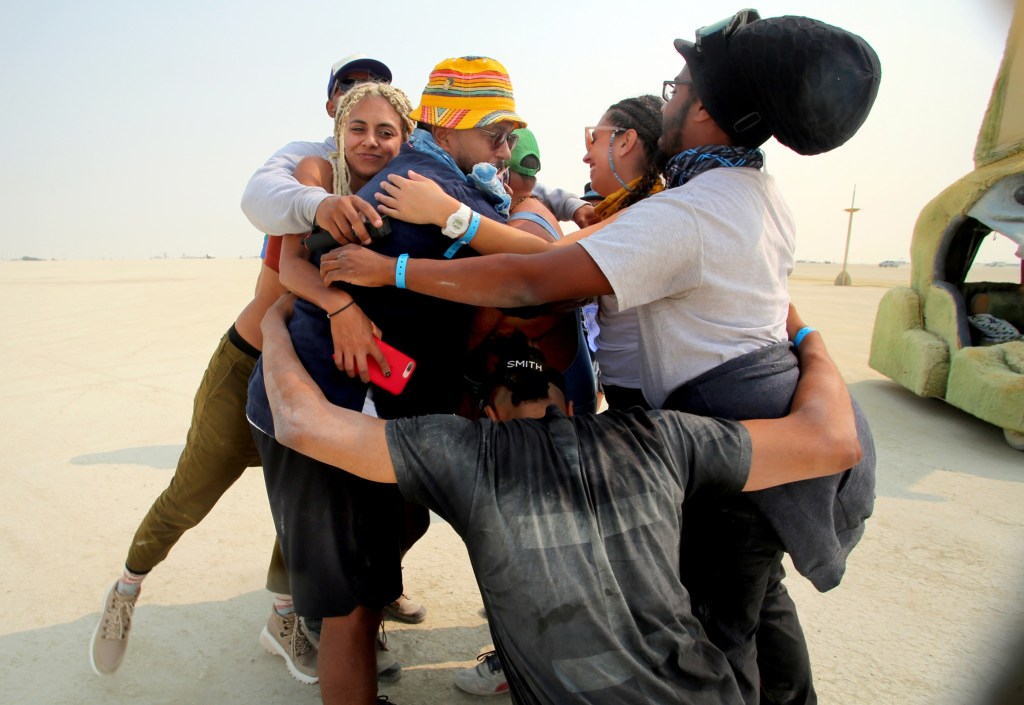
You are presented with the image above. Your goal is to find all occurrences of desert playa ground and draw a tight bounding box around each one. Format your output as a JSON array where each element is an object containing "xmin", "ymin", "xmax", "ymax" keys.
[{"xmin": 1, "ymin": 259, "xmax": 1021, "ymax": 704}]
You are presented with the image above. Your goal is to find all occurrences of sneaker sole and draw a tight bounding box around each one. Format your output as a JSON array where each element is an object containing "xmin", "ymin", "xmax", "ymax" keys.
[
  {"xmin": 89, "ymin": 583, "xmax": 122, "ymax": 676},
  {"xmin": 259, "ymin": 626, "xmax": 319, "ymax": 684},
  {"xmin": 454, "ymin": 678, "xmax": 510, "ymax": 696}
]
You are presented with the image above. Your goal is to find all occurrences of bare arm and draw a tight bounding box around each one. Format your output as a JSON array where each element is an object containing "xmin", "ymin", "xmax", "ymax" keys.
[
  {"xmin": 321, "ymin": 243, "xmax": 614, "ymax": 308},
  {"xmin": 278, "ymin": 157, "xmax": 389, "ymax": 380},
  {"xmin": 740, "ymin": 310, "xmax": 862, "ymax": 491},
  {"xmin": 374, "ymin": 170, "xmax": 616, "ymax": 254},
  {"xmin": 262, "ymin": 296, "xmax": 397, "ymax": 483}
]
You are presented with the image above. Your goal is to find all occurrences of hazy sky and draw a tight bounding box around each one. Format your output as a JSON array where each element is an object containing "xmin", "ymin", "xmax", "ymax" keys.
[{"xmin": 0, "ymin": 0, "xmax": 1017, "ymax": 263}]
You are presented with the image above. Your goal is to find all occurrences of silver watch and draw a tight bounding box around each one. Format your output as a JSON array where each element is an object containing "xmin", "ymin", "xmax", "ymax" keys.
[{"xmin": 442, "ymin": 203, "xmax": 473, "ymax": 239}]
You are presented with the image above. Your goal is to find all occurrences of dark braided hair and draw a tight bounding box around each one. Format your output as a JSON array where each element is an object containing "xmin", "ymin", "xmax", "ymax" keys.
[{"xmin": 604, "ymin": 94, "xmax": 667, "ymax": 209}]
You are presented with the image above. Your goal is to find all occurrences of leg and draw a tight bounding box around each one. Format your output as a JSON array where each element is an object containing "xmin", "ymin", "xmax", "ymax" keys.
[
  {"xmin": 681, "ymin": 495, "xmax": 783, "ymax": 705},
  {"xmin": 266, "ymin": 537, "xmax": 290, "ymax": 595},
  {"xmin": 93, "ymin": 332, "xmax": 259, "ymax": 676},
  {"xmin": 757, "ymin": 561, "xmax": 817, "ymax": 705},
  {"xmin": 318, "ymin": 607, "xmax": 383, "ymax": 705},
  {"xmin": 125, "ymin": 332, "xmax": 260, "ymax": 573}
]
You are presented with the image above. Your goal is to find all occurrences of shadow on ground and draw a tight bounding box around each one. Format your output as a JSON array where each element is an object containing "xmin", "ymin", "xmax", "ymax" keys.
[
  {"xmin": 850, "ymin": 380, "xmax": 1023, "ymax": 501},
  {"xmin": 2, "ymin": 590, "xmax": 500, "ymax": 705}
]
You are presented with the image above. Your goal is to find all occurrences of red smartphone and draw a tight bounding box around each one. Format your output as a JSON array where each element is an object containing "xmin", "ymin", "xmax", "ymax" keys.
[{"xmin": 367, "ymin": 340, "xmax": 416, "ymax": 395}]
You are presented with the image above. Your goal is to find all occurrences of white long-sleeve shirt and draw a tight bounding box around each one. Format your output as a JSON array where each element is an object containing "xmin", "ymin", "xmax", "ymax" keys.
[{"xmin": 240, "ymin": 137, "xmax": 335, "ymax": 235}]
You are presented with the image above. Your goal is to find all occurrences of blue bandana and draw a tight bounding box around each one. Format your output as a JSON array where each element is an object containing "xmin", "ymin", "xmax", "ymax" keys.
[
  {"xmin": 409, "ymin": 129, "xmax": 510, "ymax": 217},
  {"xmin": 664, "ymin": 145, "xmax": 765, "ymax": 189}
]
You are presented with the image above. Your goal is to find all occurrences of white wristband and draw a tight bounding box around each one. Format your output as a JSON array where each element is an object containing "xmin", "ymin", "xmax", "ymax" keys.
[{"xmin": 442, "ymin": 203, "xmax": 473, "ymax": 239}]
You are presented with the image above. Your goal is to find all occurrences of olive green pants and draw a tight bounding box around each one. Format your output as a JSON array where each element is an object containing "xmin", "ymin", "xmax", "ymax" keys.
[{"xmin": 124, "ymin": 329, "xmax": 288, "ymax": 593}]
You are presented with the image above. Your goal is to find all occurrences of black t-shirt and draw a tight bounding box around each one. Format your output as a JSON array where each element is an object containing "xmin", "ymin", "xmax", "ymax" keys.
[{"xmin": 387, "ymin": 406, "xmax": 751, "ymax": 704}]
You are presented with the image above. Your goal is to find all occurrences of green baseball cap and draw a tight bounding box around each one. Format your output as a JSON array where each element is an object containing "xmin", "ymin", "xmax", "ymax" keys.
[{"xmin": 508, "ymin": 128, "xmax": 541, "ymax": 176}]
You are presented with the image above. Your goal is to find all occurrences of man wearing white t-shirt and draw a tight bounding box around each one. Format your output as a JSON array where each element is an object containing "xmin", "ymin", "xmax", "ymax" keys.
[{"xmin": 317, "ymin": 10, "xmax": 881, "ymax": 705}]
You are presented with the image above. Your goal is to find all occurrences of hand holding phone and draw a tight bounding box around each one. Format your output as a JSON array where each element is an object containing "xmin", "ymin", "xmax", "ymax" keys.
[{"xmin": 367, "ymin": 339, "xmax": 416, "ymax": 395}]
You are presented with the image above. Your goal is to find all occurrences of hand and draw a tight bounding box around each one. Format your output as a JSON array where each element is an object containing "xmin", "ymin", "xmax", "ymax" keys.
[
  {"xmin": 320, "ymin": 244, "xmax": 396, "ymax": 288},
  {"xmin": 314, "ymin": 195, "xmax": 384, "ymax": 246},
  {"xmin": 327, "ymin": 303, "xmax": 388, "ymax": 382},
  {"xmin": 375, "ymin": 170, "xmax": 460, "ymax": 226},
  {"xmin": 572, "ymin": 204, "xmax": 601, "ymax": 229}
]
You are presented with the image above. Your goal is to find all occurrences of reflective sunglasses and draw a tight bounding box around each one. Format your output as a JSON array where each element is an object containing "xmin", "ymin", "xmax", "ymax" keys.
[
  {"xmin": 476, "ymin": 127, "xmax": 520, "ymax": 150},
  {"xmin": 693, "ymin": 9, "xmax": 759, "ymax": 54}
]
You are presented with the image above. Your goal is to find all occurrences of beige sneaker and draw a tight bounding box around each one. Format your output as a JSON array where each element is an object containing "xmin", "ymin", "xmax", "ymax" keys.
[
  {"xmin": 383, "ymin": 593, "xmax": 427, "ymax": 624},
  {"xmin": 259, "ymin": 610, "xmax": 318, "ymax": 684},
  {"xmin": 89, "ymin": 582, "xmax": 138, "ymax": 675}
]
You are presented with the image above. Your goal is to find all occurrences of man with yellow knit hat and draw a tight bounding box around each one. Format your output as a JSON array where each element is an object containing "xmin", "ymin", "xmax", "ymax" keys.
[{"xmin": 245, "ymin": 56, "xmax": 526, "ymax": 705}]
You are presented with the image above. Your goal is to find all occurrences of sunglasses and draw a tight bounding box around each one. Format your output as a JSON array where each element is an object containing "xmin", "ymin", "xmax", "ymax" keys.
[
  {"xmin": 331, "ymin": 72, "xmax": 389, "ymax": 96},
  {"xmin": 693, "ymin": 9, "xmax": 760, "ymax": 54},
  {"xmin": 584, "ymin": 125, "xmax": 624, "ymax": 148},
  {"xmin": 476, "ymin": 127, "xmax": 520, "ymax": 150}
]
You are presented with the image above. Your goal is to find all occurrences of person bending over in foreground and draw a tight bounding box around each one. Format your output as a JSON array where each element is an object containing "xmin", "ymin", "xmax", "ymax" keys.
[{"xmin": 259, "ymin": 293, "xmax": 861, "ymax": 705}]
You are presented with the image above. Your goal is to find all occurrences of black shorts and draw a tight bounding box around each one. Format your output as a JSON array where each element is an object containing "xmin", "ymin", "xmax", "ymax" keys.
[{"xmin": 253, "ymin": 427, "xmax": 405, "ymax": 617}]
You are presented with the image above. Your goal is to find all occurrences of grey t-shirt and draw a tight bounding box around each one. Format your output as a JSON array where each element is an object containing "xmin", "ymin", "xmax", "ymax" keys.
[{"xmin": 387, "ymin": 407, "xmax": 751, "ymax": 704}]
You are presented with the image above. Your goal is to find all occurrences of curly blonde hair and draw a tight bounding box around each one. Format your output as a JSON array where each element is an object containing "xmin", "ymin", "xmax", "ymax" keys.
[{"xmin": 331, "ymin": 82, "xmax": 415, "ymax": 196}]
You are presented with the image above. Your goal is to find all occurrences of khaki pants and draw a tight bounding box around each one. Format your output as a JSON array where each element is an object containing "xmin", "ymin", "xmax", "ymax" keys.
[{"xmin": 124, "ymin": 329, "xmax": 288, "ymax": 593}]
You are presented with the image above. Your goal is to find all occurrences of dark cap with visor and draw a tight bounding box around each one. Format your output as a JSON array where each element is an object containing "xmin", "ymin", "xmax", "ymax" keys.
[
  {"xmin": 674, "ymin": 8, "xmax": 881, "ymax": 155},
  {"xmin": 327, "ymin": 53, "xmax": 393, "ymax": 98}
]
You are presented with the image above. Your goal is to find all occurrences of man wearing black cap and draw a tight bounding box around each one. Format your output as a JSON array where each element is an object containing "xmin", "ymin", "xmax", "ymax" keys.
[
  {"xmin": 316, "ymin": 10, "xmax": 881, "ymax": 705},
  {"xmin": 259, "ymin": 295, "xmax": 862, "ymax": 705}
]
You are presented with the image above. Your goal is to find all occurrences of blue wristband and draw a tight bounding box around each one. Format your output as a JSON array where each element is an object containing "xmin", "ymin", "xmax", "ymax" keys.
[
  {"xmin": 792, "ymin": 326, "xmax": 815, "ymax": 348},
  {"xmin": 395, "ymin": 253, "xmax": 409, "ymax": 289},
  {"xmin": 444, "ymin": 211, "xmax": 481, "ymax": 259}
]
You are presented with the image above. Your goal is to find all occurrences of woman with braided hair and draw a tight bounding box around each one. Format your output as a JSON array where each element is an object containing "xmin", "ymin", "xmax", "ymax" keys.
[{"xmin": 246, "ymin": 72, "xmax": 513, "ymax": 704}]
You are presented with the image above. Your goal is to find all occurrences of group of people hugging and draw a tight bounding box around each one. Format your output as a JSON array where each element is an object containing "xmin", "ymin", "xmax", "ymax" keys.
[{"xmin": 91, "ymin": 9, "xmax": 883, "ymax": 705}]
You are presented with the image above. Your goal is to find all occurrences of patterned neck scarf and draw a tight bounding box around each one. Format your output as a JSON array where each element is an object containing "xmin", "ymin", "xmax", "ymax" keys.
[
  {"xmin": 409, "ymin": 128, "xmax": 511, "ymax": 217},
  {"xmin": 594, "ymin": 176, "xmax": 665, "ymax": 221},
  {"xmin": 663, "ymin": 145, "xmax": 765, "ymax": 189}
]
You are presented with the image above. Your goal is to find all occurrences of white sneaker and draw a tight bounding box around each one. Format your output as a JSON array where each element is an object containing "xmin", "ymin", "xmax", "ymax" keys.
[
  {"xmin": 454, "ymin": 650, "xmax": 508, "ymax": 696},
  {"xmin": 89, "ymin": 582, "xmax": 138, "ymax": 675}
]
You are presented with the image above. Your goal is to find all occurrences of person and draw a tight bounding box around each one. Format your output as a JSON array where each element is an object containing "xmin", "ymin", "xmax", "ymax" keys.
[
  {"xmin": 461, "ymin": 127, "xmax": 597, "ymax": 420},
  {"xmin": 245, "ymin": 56, "xmax": 527, "ymax": 705},
  {"xmin": 317, "ymin": 11, "xmax": 881, "ymax": 705},
  {"xmin": 87, "ymin": 55, "xmax": 395, "ymax": 683},
  {"xmin": 257, "ymin": 292, "xmax": 862, "ymax": 704},
  {"xmin": 240, "ymin": 53, "xmax": 396, "ymax": 243},
  {"xmin": 376, "ymin": 95, "xmax": 667, "ymax": 418}
]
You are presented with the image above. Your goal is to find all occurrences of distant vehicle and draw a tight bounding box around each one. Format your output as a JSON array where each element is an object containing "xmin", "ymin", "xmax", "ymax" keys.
[
  {"xmin": 878, "ymin": 260, "xmax": 901, "ymax": 268},
  {"xmin": 869, "ymin": 2, "xmax": 1024, "ymax": 451}
]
